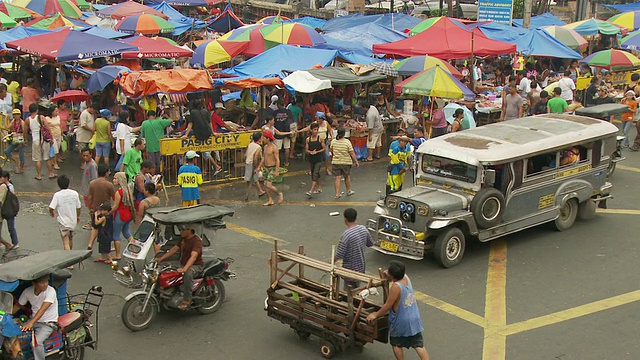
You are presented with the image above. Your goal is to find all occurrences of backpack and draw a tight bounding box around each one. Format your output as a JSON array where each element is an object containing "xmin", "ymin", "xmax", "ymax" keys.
[{"xmin": 1, "ymin": 189, "xmax": 19, "ymax": 219}]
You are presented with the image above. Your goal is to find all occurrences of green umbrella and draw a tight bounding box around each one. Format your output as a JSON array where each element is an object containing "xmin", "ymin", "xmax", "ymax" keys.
[
  {"xmin": 0, "ymin": 3, "xmax": 38, "ymax": 20},
  {"xmin": 0, "ymin": 12, "xmax": 17, "ymax": 29}
]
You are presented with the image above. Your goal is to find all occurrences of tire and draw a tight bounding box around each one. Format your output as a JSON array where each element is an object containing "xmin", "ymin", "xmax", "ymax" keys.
[
  {"xmin": 554, "ymin": 198, "xmax": 578, "ymax": 231},
  {"xmin": 320, "ymin": 340, "xmax": 336, "ymax": 359},
  {"xmin": 121, "ymin": 294, "xmax": 157, "ymax": 332},
  {"xmin": 470, "ymin": 188, "xmax": 505, "ymax": 229},
  {"xmin": 577, "ymin": 200, "xmax": 596, "ymax": 221},
  {"xmin": 63, "ymin": 346, "xmax": 85, "ymax": 360},
  {"xmin": 295, "ymin": 329, "xmax": 311, "ymax": 340},
  {"xmin": 434, "ymin": 227, "xmax": 466, "ymax": 268},
  {"xmin": 196, "ymin": 281, "xmax": 225, "ymax": 314}
]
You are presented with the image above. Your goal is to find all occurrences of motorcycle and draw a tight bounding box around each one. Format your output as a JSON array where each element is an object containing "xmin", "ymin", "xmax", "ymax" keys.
[
  {"xmin": 115, "ymin": 204, "xmax": 236, "ymax": 332},
  {"xmin": 0, "ymin": 250, "xmax": 103, "ymax": 360}
]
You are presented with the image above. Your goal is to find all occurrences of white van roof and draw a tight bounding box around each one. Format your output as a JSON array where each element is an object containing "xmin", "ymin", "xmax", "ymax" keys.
[{"xmin": 417, "ymin": 114, "xmax": 619, "ymax": 165}]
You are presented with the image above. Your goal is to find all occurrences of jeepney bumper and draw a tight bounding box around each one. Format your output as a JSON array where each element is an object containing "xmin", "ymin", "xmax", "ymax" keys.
[{"xmin": 367, "ymin": 215, "xmax": 425, "ymax": 260}]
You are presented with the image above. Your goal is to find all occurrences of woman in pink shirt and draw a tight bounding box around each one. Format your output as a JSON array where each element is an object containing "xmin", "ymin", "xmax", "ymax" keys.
[
  {"xmin": 20, "ymin": 78, "xmax": 39, "ymax": 117},
  {"xmin": 426, "ymin": 102, "xmax": 448, "ymax": 138}
]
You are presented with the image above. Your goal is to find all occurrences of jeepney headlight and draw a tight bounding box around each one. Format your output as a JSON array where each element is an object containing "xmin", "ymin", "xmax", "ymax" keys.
[
  {"xmin": 434, "ymin": 209, "xmax": 449, "ymax": 216},
  {"xmin": 417, "ymin": 206, "xmax": 428, "ymax": 216},
  {"xmin": 399, "ymin": 202, "xmax": 407, "ymax": 212},
  {"xmin": 406, "ymin": 204, "xmax": 415, "ymax": 214},
  {"xmin": 383, "ymin": 221, "xmax": 391, "ymax": 231},
  {"xmin": 391, "ymin": 223, "xmax": 400, "ymax": 234},
  {"xmin": 387, "ymin": 198, "xmax": 398, "ymax": 209}
]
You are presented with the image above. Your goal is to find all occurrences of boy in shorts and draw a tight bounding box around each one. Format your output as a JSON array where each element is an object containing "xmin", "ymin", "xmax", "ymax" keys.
[
  {"xmin": 244, "ymin": 132, "xmax": 265, "ymax": 201},
  {"xmin": 49, "ymin": 175, "xmax": 82, "ymax": 252},
  {"xmin": 93, "ymin": 203, "xmax": 113, "ymax": 264}
]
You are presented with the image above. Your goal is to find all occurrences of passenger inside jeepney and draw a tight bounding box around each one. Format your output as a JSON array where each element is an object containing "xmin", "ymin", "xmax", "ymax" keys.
[{"xmin": 559, "ymin": 146, "xmax": 581, "ymax": 166}]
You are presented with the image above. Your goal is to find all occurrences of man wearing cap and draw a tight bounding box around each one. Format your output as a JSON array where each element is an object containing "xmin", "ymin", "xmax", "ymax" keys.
[
  {"xmin": 257, "ymin": 130, "xmax": 283, "ymax": 206},
  {"xmin": 211, "ymin": 102, "xmax": 233, "ymax": 134},
  {"xmin": 387, "ymin": 136, "xmax": 411, "ymax": 195},
  {"xmin": 155, "ymin": 223, "xmax": 204, "ymax": 310},
  {"xmin": 178, "ymin": 151, "xmax": 203, "ymax": 207},
  {"xmin": 5, "ymin": 108, "xmax": 26, "ymax": 174},
  {"xmin": 140, "ymin": 110, "xmax": 173, "ymax": 172}
]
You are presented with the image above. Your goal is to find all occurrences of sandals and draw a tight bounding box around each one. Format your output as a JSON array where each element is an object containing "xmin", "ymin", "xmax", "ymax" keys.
[
  {"xmin": 313, "ymin": 189, "xmax": 322, "ymax": 194},
  {"xmin": 82, "ymin": 224, "xmax": 92, "ymax": 230},
  {"xmin": 306, "ymin": 191, "xmax": 312, "ymax": 197},
  {"xmin": 335, "ymin": 195, "xmax": 342, "ymax": 199},
  {"xmin": 347, "ymin": 190, "xmax": 355, "ymax": 196}
]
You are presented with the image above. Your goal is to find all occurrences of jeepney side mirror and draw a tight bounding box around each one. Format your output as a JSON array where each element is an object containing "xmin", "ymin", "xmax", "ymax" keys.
[{"xmin": 484, "ymin": 169, "xmax": 496, "ymax": 185}]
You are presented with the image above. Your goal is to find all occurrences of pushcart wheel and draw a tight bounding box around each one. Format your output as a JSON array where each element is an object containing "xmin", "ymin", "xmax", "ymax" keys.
[
  {"xmin": 294, "ymin": 330, "xmax": 311, "ymax": 340},
  {"xmin": 320, "ymin": 340, "xmax": 336, "ymax": 359}
]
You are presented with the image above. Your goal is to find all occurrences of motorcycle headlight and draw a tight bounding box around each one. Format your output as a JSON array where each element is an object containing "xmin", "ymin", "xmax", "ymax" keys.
[
  {"xmin": 417, "ymin": 206, "xmax": 428, "ymax": 216},
  {"xmin": 406, "ymin": 203, "xmax": 415, "ymax": 214},
  {"xmin": 399, "ymin": 202, "xmax": 407, "ymax": 212},
  {"xmin": 141, "ymin": 272, "xmax": 149, "ymax": 284}
]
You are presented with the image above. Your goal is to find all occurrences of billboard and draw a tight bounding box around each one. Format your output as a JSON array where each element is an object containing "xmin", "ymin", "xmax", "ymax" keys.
[{"xmin": 477, "ymin": 0, "xmax": 514, "ymax": 25}]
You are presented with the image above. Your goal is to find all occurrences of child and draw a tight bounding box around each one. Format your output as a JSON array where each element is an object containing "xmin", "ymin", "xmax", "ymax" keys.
[
  {"xmin": 0, "ymin": 171, "xmax": 19, "ymax": 250},
  {"xmin": 177, "ymin": 150, "xmax": 202, "ymax": 207},
  {"xmin": 305, "ymin": 123, "xmax": 325, "ymax": 197},
  {"xmin": 244, "ymin": 132, "xmax": 266, "ymax": 201},
  {"xmin": 93, "ymin": 203, "xmax": 113, "ymax": 264},
  {"xmin": 621, "ymin": 90, "xmax": 638, "ymax": 148}
]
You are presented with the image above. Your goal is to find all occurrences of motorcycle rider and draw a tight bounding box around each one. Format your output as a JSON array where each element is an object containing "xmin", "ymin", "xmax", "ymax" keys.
[{"xmin": 155, "ymin": 224, "xmax": 204, "ymax": 310}]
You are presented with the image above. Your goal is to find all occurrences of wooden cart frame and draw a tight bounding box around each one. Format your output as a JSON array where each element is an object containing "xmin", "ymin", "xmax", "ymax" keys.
[{"xmin": 266, "ymin": 242, "xmax": 389, "ymax": 359}]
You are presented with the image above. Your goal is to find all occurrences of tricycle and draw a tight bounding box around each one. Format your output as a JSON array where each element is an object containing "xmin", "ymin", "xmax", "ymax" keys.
[
  {"xmin": 114, "ymin": 204, "xmax": 236, "ymax": 332},
  {"xmin": 0, "ymin": 250, "xmax": 102, "ymax": 360}
]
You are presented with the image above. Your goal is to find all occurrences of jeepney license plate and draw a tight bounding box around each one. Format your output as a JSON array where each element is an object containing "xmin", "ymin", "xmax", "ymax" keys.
[{"xmin": 380, "ymin": 241, "xmax": 399, "ymax": 252}]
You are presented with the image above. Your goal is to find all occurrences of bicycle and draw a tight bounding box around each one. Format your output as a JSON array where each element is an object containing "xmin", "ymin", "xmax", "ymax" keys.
[{"xmin": 0, "ymin": 133, "xmax": 17, "ymax": 168}]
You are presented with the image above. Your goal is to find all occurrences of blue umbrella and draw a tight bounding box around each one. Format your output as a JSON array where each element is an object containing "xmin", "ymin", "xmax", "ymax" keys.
[
  {"xmin": 443, "ymin": 103, "xmax": 476, "ymax": 128},
  {"xmin": 78, "ymin": 25, "xmax": 129, "ymax": 39},
  {"xmin": 86, "ymin": 65, "xmax": 130, "ymax": 94}
]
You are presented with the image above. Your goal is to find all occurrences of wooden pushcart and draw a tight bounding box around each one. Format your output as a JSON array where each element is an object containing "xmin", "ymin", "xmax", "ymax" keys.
[{"xmin": 266, "ymin": 242, "xmax": 389, "ymax": 359}]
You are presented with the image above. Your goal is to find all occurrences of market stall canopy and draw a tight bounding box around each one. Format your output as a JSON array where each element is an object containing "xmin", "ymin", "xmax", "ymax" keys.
[
  {"xmin": 621, "ymin": 29, "xmax": 640, "ymax": 50},
  {"xmin": 562, "ymin": 18, "xmax": 626, "ymax": 36},
  {"xmin": 116, "ymin": 69, "xmax": 212, "ymax": 98},
  {"xmin": 13, "ymin": 0, "xmax": 82, "ymax": 18},
  {"xmin": 150, "ymin": 2, "xmax": 206, "ymax": 32},
  {"xmin": 220, "ymin": 45, "xmax": 338, "ymax": 78},
  {"xmin": 217, "ymin": 23, "xmax": 269, "ymax": 57},
  {"xmin": 96, "ymin": 0, "xmax": 168, "ymax": 20},
  {"xmin": 337, "ymin": 51, "xmax": 380, "ymax": 65},
  {"xmin": 25, "ymin": 13, "xmax": 88, "ymax": 29},
  {"xmin": 513, "ymin": 29, "xmax": 582, "ymax": 59},
  {"xmin": 144, "ymin": 0, "xmax": 215, "ymax": 6},
  {"xmin": 321, "ymin": 13, "xmax": 421, "ymax": 33},
  {"xmin": 317, "ymin": 23, "xmax": 407, "ymax": 57},
  {"xmin": 78, "ymin": 25, "xmax": 129, "ymax": 39},
  {"xmin": 0, "ymin": 3, "xmax": 38, "ymax": 20},
  {"xmin": 541, "ymin": 25, "xmax": 588, "ymax": 51},
  {"xmin": 86, "ymin": 65, "xmax": 130, "ymax": 93},
  {"xmin": 283, "ymin": 70, "xmax": 332, "ymax": 93},
  {"xmin": 410, "ymin": 16, "xmax": 469, "ymax": 35},
  {"xmin": 394, "ymin": 55, "xmax": 462, "ymax": 77},
  {"xmin": 211, "ymin": 76, "xmax": 284, "ymax": 89},
  {"xmin": 0, "ymin": 26, "xmax": 51, "ymax": 52},
  {"xmin": 395, "ymin": 65, "xmax": 474, "ymax": 99},
  {"xmin": 581, "ymin": 48, "xmax": 640, "ymax": 69},
  {"xmin": 287, "ymin": 16, "xmax": 326, "ymax": 29},
  {"xmin": 259, "ymin": 22, "xmax": 326, "ymax": 46},
  {"xmin": 0, "ymin": 12, "xmax": 17, "ymax": 28},
  {"xmin": 190, "ymin": 39, "xmax": 249, "ymax": 68},
  {"xmin": 5, "ymin": 27, "xmax": 138, "ymax": 61},
  {"xmin": 608, "ymin": 10, "xmax": 640, "ymax": 31},
  {"xmin": 373, "ymin": 17, "xmax": 516, "ymax": 59},
  {"xmin": 472, "ymin": 22, "xmax": 530, "ymax": 43},
  {"xmin": 257, "ymin": 15, "xmax": 290, "ymax": 25},
  {"xmin": 603, "ymin": 2, "xmax": 640, "ymax": 13},
  {"xmin": 115, "ymin": 13, "xmax": 174, "ymax": 35},
  {"xmin": 207, "ymin": 3, "xmax": 244, "ymax": 33},
  {"xmin": 284, "ymin": 67, "xmax": 387, "ymax": 94},
  {"xmin": 512, "ymin": 12, "xmax": 566, "ymax": 28},
  {"xmin": 119, "ymin": 35, "xmax": 193, "ymax": 59}
]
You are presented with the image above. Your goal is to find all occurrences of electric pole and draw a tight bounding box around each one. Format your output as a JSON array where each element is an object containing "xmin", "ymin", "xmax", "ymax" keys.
[{"xmin": 522, "ymin": 0, "xmax": 533, "ymax": 28}]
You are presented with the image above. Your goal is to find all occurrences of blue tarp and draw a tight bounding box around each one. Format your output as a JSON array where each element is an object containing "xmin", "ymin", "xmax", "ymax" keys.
[
  {"xmin": 321, "ymin": 13, "xmax": 421, "ymax": 33},
  {"xmin": 318, "ymin": 23, "xmax": 407, "ymax": 56},
  {"xmin": 512, "ymin": 12, "xmax": 566, "ymax": 28},
  {"xmin": 603, "ymin": 2, "xmax": 640, "ymax": 12},
  {"xmin": 515, "ymin": 29, "xmax": 582, "ymax": 58},
  {"xmin": 287, "ymin": 16, "xmax": 327, "ymax": 29},
  {"xmin": 144, "ymin": 0, "xmax": 213, "ymax": 6},
  {"xmin": 337, "ymin": 51, "xmax": 381, "ymax": 65},
  {"xmin": 474, "ymin": 22, "xmax": 530, "ymax": 43},
  {"xmin": 150, "ymin": 2, "xmax": 206, "ymax": 35},
  {"xmin": 78, "ymin": 25, "xmax": 129, "ymax": 39},
  {"xmin": 0, "ymin": 26, "xmax": 51, "ymax": 52},
  {"xmin": 222, "ymin": 90, "xmax": 258, "ymax": 102},
  {"xmin": 220, "ymin": 45, "xmax": 338, "ymax": 78},
  {"xmin": 208, "ymin": 3, "xmax": 244, "ymax": 33}
]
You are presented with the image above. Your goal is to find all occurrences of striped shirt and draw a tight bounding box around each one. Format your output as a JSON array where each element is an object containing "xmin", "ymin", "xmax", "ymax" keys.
[
  {"xmin": 177, "ymin": 163, "xmax": 202, "ymax": 201},
  {"xmin": 336, "ymin": 224, "xmax": 373, "ymax": 273},
  {"xmin": 330, "ymin": 138, "xmax": 354, "ymax": 165}
]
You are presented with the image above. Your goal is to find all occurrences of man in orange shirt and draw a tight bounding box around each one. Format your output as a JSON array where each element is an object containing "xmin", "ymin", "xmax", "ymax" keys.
[
  {"xmin": 20, "ymin": 78, "xmax": 40, "ymax": 119},
  {"xmin": 621, "ymin": 90, "xmax": 637, "ymax": 148}
]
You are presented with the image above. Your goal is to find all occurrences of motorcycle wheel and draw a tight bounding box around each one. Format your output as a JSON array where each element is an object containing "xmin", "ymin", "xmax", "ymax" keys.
[
  {"xmin": 63, "ymin": 346, "xmax": 85, "ymax": 360},
  {"xmin": 121, "ymin": 294, "xmax": 157, "ymax": 331},
  {"xmin": 196, "ymin": 281, "xmax": 225, "ymax": 314}
]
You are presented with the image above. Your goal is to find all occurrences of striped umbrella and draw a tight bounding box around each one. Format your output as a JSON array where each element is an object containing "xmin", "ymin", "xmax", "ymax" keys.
[
  {"xmin": 608, "ymin": 11, "xmax": 640, "ymax": 31},
  {"xmin": 0, "ymin": 3, "xmax": 39, "ymax": 20},
  {"xmin": 582, "ymin": 49, "xmax": 640, "ymax": 69},
  {"xmin": 259, "ymin": 22, "xmax": 326, "ymax": 46},
  {"xmin": 562, "ymin": 18, "xmax": 627, "ymax": 37},
  {"xmin": 115, "ymin": 14, "xmax": 174, "ymax": 35},
  {"xmin": 25, "ymin": 13, "xmax": 87, "ymax": 29},
  {"xmin": 541, "ymin": 25, "xmax": 587, "ymax": 51},
  {"xmin": 372, "ymin": 62, "xmax": 398, "ymax": 77},
  {"xmin": 12, "ymin": 0, "xmax": 82, "ymax": 18},
  {"xmin": 621, "ymin": 29, "xmax": 640, "ymax": 50},
  {"xmin": 395, "ymin": 65, "xmax": 474, "ymax": 99},
  {"xmin": 394, "ymin": 55, "xmax": 462, "ymax": 77},
  {"xmin": 218, "ymin": 23, "xmax": 273, "ymax": 56},
  {"xmin": 409, "ymin": 16, "xmax": 468, "ymax": 36},
  {"xmin": 191, "ymin": 39, "xmax": 249, "ymax": 68},
  {"xmin": 256, "ymin": 15, "xmax": 289, "ymax": 25}
]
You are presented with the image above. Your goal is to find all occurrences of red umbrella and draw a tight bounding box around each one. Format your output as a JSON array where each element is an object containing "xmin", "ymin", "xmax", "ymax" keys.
[
  {"xmin": 119, "ymin": 36, "xmax": 193, "ymax": 59},
  {"xmin": 51, "ymin": 90, "xmax": 89, "ymax": 103},
  {"xmin": 96, "ymin": 0, "xmax": 168, "ymax": 20}
]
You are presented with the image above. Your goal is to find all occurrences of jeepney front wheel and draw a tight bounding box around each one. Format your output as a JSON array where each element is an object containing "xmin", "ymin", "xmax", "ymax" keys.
[
  {"xmin": 434, "ymin": 227, "xmax": 466, "ymax": 268},
  {"xmin": 554, "ymin": 198, "xmax": 578, "ymax": 231}
]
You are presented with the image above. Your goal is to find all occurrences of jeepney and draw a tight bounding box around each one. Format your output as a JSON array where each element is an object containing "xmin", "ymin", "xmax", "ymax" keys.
[{"xmin": 368, "ymin": 114, "xmax": 620, "ymax": 268}]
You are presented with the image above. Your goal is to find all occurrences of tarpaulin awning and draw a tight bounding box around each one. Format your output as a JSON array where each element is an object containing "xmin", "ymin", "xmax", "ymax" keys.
[
  {"xmin": 97, "ymin": 0, "xmax": 168, "ymax": 20},
  {"xmin": 207, "ymin": 3, "xmax": 244, "ymax": 33},
  {"xmin": 336, "ymin": 51, "xmax": 380, "ymax": 65},
  {"xmin": 373, "ymin": 17, "xmax": 516, "ymax": 59},
  {"xmin": 116, "ymin": 69, "xmax": 212, "ymax": 98},
  {"xmin": 5, "ymin": 27, "xmax": 138, "ymax": 61},
  {"xmin": 317, "ymin": 23, "xmax": 407, "ymax": 57},
  {"xmin": 144, "ymin": 0, "xmax": 214, "ymax": 6},
  {"xmin": 603, "ymin": 2, "xmax": 640, "ymax": 13},
  {"xmin": 212, "ymin": 76, "xmax": 284, "ymax": 89},
  {"xmin": 0, "ymin": 250, "xmax": 91, "ymax": 282},
  {"xmin": 119, "ymin": 35, "xmax": 193, "ymax": 59},
  {"xmin": 220, "ymin": 45, "xmax": 338, "ymax": 78},
  {"xmin": 150, "ymin": 2, "xmax": 206, "ymax": 34},
  {"xmin": 78, "ymin": 25, "xmax": 128, "ymax": 39},
  {"xmin": 284, "ymin": 67, "xmax": 386, "ymax": 94},
  {"xmin": 322, "ymin": 13, "xmax": 421, "ymax": 33},
  {"xmin": 514, "ymin": 29, "xmax": 582, "ymax": 59},
  {"xmin": 472, "ymin": 22, "xmax": 530, "ymax": 43},
  {"xmin": 512, "ymin": 12, "xmax": 566, "ymax": 28},
  {"xmin": 288, "ymin": 16, "xmax": 326, "ymax": 30},
  {"xmin": 283, "ymin": 70, "xmax": 332, "ymax": 93}
]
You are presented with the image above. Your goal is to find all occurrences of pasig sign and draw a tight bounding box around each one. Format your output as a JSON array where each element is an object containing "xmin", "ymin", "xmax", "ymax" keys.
[{"xmin": 160, "ymin": 131, "xmax": 257, "ymax": 155}]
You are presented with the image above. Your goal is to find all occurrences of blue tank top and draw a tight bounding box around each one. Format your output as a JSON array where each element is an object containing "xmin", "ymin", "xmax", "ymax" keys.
[{"xmin": 389, "ymin": 277, "xmax": 424, "ymax": 337}]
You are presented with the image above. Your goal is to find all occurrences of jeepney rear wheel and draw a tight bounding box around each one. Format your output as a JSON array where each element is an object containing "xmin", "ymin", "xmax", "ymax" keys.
[
  {"xmin": 577, "ymin": 199, "xmax": 597, "ymax": 221},
  {"xmin": 554, "ymin": 198, "xmax": 578, "ymax": 231},
  {"xmin": 320, "ymin": 340, "xmax": 337, "ymax": 359},
  {"xmin": 434, "ymin": 227, "xmax": 466, "ymax": 268}
]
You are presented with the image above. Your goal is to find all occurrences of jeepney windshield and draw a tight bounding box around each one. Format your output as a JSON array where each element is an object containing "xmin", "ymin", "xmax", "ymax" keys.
[{"xmin": 421, "ymin": 154, "xmax": 477, "ymax": 183}]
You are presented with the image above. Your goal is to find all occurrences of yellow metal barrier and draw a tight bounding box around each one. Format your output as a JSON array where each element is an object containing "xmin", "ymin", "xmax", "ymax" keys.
[{"xmin": 159, "ymin": 131, "xmax": 259, "ymax": 187}]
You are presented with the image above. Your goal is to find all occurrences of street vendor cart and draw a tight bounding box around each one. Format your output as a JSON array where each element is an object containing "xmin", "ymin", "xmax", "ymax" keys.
[{"xmin": 265, "ymin": 242, "xmax": 389, "ymax": 359}]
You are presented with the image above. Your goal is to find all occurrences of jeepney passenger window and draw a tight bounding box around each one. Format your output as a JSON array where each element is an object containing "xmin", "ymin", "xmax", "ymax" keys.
[
  {"xmin": 525, "ymin": 151, "xmax": 557, "ymax": 176},
  {"xmin": 592, "ymin": 140, "xmax": 602, "ymax": 166}
]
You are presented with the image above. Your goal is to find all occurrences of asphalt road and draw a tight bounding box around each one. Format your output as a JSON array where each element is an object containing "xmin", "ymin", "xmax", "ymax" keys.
[{"xmin": 9, "ymin": 135, "xmax": 640, "ymax": 360}]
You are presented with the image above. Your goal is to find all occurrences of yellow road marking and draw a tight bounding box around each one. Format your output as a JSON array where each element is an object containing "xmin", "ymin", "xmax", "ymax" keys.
[
  {"xmin": 415, "ymin": 291, "xmax": 485, "ymax": 328},
  {"xmin": 482, "ymin": 240, "xmax": 508, "ymax": 360},
  {"xmin": 596, "ymin": 208, "xmax": 640, "ymax": 215},
  {"xmin": 208, "ymin": 199, "xmax": 377, "ymax": 207},
  {"xmin": 502, "ymin": 289, "xmax": 640, "ymax": 336},
  {"xmin": 225, "ymin": 222, "xmax": 289, "ymax": 245},
  {"xmin": 617, "ymin": 164, "xmax": 640, "ymax": 173}
]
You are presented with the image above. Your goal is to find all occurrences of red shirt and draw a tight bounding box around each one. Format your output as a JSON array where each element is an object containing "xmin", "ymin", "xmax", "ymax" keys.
[
  {"xmin": 211, "ymin": 111, "xmax": 225, "ymax": 133},
  {"xmin": 58, "ymin": 108, "xmax": 70, "ymax": 133}
]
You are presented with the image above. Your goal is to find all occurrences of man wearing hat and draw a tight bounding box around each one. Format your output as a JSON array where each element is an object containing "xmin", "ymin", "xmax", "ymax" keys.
[
  {"xmin": 155, "ymin": 223, "xmax": 204, "ymax": 310},
  {"xmin": 211, "ymin": 102, "xmax": 233, "ymax": 134},
  {"xmin": 256, "ymin": 130, "xmax": 283, "ymax": 206},
  {"xmin": 177, "ymin": 151, "xmax": 203, "ymax": 207},
  {"xmin": 386, "ymin": 135, "xmax": 412, "ymax": 195}
]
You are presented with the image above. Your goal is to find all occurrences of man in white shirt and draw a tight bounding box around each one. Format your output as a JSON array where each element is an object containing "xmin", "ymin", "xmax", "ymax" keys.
[
  {"xmin": 13, "ymin": 275, "xmax": 59, "ymax": 360},
  {"xmin": 364, "ymin": 98, "xmax": 383, "ymax": 161},
  {"xmin": 517, "ymin": 71, "xmax": 532, "ymax": 98},
  {"xmin": 49, "ymin": 175, "xmax": 81, "ymax": 251},
  {"xmin": 558, "ymin": 70, "xmax": 576, "ymax": 103}
]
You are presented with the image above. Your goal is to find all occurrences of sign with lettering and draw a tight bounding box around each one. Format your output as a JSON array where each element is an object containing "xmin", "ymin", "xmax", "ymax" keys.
[
  {"xmin": 160, "ymin": 131, "xmax": 258, "ymax": 155},
  {"xmin": 477, "ymin": 0, "xmax": 513, "ymax": 25}
]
